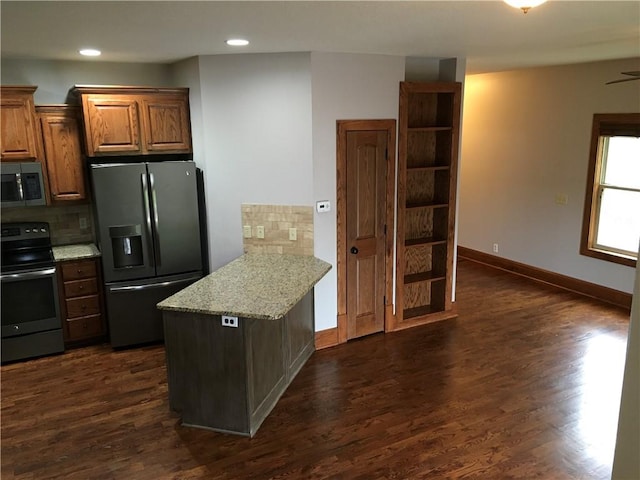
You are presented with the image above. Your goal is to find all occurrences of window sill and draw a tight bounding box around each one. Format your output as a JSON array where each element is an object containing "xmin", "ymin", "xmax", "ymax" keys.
[{"xmin": 580, "ymin": 246, "xmax": 637, "ymax": 268}]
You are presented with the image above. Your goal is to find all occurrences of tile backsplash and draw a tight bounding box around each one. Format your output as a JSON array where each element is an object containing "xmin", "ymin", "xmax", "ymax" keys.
[
  {"xmin": 1, "ymin": 204, "xmax": 94, "ymax": 245},
  {"xmin": 242, "ymin": 204, "xmax": 313, "ymax": 256}
]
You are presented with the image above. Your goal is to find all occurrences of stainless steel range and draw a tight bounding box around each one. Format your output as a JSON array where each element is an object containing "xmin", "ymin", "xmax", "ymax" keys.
[{"xmin": 1, "ymin": 222, "xmax": 64, "ymax": 363}]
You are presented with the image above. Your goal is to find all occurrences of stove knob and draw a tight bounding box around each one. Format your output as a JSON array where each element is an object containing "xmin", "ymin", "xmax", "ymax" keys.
[
  {"xmin": 40, "ymin": 228, "xmax": 46, "ymax": 233},
  {"xmin": 25, "ymin": 229, "xmax": 31, "ymax": 233},
  {"xmin": 13, "ymin": 325, "xmax": 19, "ymax": 331}
]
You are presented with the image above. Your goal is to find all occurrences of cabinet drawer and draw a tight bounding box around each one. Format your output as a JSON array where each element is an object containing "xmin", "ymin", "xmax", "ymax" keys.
[
  {"xmin": 66, "ymin": 314, "xmax": 103, "ymax": 340},
  {"xmin": 61, "ymin": 261, "xmax": 97, "ymax": 281},
  {"xmin": 64, "ymin": 278, "xmax": 98, "ymax": 298},
  {"xmin": 66, "ymin": 295, "xmax": 100, "ymax": 318}
]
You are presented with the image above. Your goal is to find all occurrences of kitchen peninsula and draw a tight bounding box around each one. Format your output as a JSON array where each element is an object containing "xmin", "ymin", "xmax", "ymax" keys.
[{"xmin": 158, "ymin": 253, "xmax": 331, "ymax": 437}]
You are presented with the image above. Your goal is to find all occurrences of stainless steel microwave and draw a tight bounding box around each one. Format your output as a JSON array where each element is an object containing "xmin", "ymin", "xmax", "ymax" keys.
[{"xmin": 0, "ymin": 162, "xmax": 46, "ymax": 207}]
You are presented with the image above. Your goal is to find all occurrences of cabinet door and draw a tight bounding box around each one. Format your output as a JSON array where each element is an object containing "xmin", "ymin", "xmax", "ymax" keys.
[
  {"xmin": 140, "ymin": 95, "xmax": 192, "ymax": 153},
  {"xmin": 38, "ymin": 107, "xmax": 87, "ymax": 202},
  {"xmin": 1, "ymin": 90, "xmax": 38, "ymax": 161},
  {"xmin": 82, "ymin": 95, "xmax": 141, "ymax": 156}
]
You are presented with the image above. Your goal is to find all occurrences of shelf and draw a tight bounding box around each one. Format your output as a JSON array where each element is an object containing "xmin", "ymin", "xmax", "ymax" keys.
[
  {"xmin": 403, "ymin": 305, "xmax": 443, "ymax": 320},
  {"xmin": 404, "ymin": 271, "xmax": 446, "ymax": 284},
  {"xmin": 406, "ymin": 201, "xmax": 448, "ymax": 210},
  {"xmin": 394, "ymin": 81, "xmax": 461, "ymax": 332},
  {"xmin": 407, "ymin": 165, "xmax": 450, "ymax": 172},
  {"xmin": 407, "ymin": 126, "xmax": 452, "ymax": 132},
  {"xmin": 405, "ymin": 236, "xmax": 447, "ymax": 247}
]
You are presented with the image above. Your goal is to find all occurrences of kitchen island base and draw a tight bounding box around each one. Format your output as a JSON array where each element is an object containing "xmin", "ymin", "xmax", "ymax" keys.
[{"xmin": 163, "ymin": 291, "xmax": 315, "ymax": 437}]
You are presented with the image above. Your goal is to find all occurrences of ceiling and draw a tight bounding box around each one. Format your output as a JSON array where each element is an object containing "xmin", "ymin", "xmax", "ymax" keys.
[{"xmin": 1, "ymin": 1, "xmax": 639, "ymax": 74}]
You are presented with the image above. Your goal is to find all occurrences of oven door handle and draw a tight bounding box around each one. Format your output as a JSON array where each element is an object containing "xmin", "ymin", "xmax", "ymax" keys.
[
  {"xmin": 16, "ymin": 172, "xmax": 25, "ymax": 201},
  {"xmin": 0, "ymin": 267, "xmax": 56, "ymax": 281}
]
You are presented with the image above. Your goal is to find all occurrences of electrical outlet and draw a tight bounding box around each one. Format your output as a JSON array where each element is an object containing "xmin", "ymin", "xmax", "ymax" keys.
[
  {"xmin": 256, "ymin": 226, "xmax": 265, "ymax": 239},
  {"xmin": 493, "ymin": 243, "xmax": 499, "ymax": 253},
  {"xmin": 79, "ymin": 217, "xmax": 88, "ymax": 229},
  {"xmin": 555, "ymin": 193, "xmax": 569, "ymax": 205},
  {"xmin": 289, "ymin": 227, "xmax": 297, "ymax": 241},
  {"xmin": 243, "ymin": 225, "xmax": 252, "ymax": 238},
  {"xmin": 221, "ymin": 316, "xmax": 238, "ymax": 328}
]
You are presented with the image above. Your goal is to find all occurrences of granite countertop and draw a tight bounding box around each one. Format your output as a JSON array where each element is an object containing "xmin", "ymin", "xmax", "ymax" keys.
[
  {"xmin": 53, "ymin": 243, "xmax": 101, "ymax": 262},
  {"xmin": 157, "ymin": 254, "xmax": 332, "ymax": 320}
]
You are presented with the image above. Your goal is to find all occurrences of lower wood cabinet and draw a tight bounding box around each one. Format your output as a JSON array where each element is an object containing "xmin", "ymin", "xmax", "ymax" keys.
[
  {"xmin": 163, "ymin": 290, "xmax": 315, "ymax": 437},
  {"xmin": 57, "ymin": 258, "xmax": 106, "ymax": 345}
]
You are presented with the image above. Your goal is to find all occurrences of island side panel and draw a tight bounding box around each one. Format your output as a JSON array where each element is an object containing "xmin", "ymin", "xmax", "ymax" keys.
[
  {"xmin": 286, "ymin": 290, "xmax": 315, "ymax": 380},
  {"xmin": 246, "ymin": 316, "xmax": 288, "ymax": 436},
  {"xmin": 163, "ymin": 311, "xmax": 249, "ymax": 434}
]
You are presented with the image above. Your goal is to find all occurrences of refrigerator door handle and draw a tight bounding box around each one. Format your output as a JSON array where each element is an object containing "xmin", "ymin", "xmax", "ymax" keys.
[
  {"xmin": 149, "ymin": 172, "xmax": 161, "ymax": 267},
  {"xmin": 141, "ymin": 173, "xmax": 155, "ymax": 263},
  {"xmin": 109, "ymin": 277, "xmax": 194, "ymax": 292}
]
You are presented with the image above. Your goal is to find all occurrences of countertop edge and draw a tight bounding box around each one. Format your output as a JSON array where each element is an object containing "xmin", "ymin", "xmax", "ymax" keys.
[
  {"xmin": 53, "ymin": 243, "xmax": 101, "ymax": 262},
  {"xmin": 157, "ymin": 254, "xmax": 332, "ymax": 320},
  {"xmin": 158, "ymin": 265, "xmax": 330, "ymax": 320}
]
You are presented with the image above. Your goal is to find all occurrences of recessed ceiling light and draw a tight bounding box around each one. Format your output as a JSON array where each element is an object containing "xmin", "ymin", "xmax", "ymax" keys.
[
  {"xmin": 79, "ymin": 48, "xmax": 101, "ymax": 57},
  {"xmin": 225, "ymin": 39, "xmax": 249, "ymax": 47}
]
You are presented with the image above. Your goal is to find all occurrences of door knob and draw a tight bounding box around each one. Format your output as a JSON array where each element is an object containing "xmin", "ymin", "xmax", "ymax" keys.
[{"xmin": 350, "ymin": 246, "xmax": 359, "ymax": 254}]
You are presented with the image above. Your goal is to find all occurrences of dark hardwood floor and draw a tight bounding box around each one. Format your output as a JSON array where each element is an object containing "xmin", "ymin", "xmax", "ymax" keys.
[{"xmin": 1, "ymin": 259, "xmax": 631, "ymax": 479}]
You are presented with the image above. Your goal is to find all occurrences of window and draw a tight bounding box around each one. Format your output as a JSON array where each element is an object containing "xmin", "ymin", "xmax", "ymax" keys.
[{"xmin": 581, "ymin": 114, "xmax": 640, "ymax": 267}]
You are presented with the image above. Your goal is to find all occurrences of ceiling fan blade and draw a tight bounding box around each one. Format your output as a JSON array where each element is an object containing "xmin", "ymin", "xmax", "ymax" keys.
[
  {"xmin": 606, "ymin": 77, "xmax": 640, "ymax": 85},
  {"xmin": 620, "ymin": 71, "xmax": 640, "ymax": 76}
]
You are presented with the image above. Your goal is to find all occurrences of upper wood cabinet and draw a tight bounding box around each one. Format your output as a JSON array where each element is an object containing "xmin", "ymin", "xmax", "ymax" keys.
[
  {"xmin": 82, "ymin": 95, "xmax": 141, "ymax": 155},
  {"xmin": 1, "ymin": 86, "xmax": 39, "ymax": 162},
  {"xmin": 36, "ymin": 105, "xmax": 87, "ymax": 203},
  {"xmin": 140, "ymin": 95, "xmax": 191, "ymax": 153},
  {"xmin": 71, "ymin": 86, "xmax": 192, "ymax": 157}
]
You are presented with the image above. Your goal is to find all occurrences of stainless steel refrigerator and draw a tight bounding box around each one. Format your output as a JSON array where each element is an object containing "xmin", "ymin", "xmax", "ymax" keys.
[{"xmin": 91, "ymin": 160, "xmax": 204, "ymax": 348}]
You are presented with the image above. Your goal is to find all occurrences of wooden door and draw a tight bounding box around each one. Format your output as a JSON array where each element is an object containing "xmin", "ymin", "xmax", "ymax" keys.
[
  {"xmin": 345, "ymin": 129, "xmax": 388, "ymax": 339},
  {"xmin": 38, "ymin": 106, "xmax": 86, "ymax": 202},
  {"xmin": 82, "ymin": 95, "xmax": 141, "ymax": 156}
]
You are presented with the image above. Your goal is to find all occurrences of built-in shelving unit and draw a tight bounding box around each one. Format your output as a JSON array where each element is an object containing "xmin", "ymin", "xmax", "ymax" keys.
[{"xmin": 392, "ymin": 81, "xmax": 462, "ymax": 330}]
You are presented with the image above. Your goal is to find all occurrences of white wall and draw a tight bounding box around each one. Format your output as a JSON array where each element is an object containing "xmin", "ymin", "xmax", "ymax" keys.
[
  {"xmin": 612, "ymin": 247, "xmax": 640, "ymax": 478},
  {"xmin": 405, "ymin": 57, "xmax": 441, "ymax": 82},
  {"xmin": 458, "ymin": 57, "xmax": 639, "ymax": 293},
  {"xmin": 187, "ymin": 53, "xmax": 313, "ymax": 271},
  {"xmin": 310, "ymin": 52, "xmax": 405, "ymax": 331},
  {"xmin": 171, "ymin": 57, "xmax": 210, "ymax": 268},
  {"xmin": 1, "ymin": 59, "xmax": 173, "ymax": 103}
]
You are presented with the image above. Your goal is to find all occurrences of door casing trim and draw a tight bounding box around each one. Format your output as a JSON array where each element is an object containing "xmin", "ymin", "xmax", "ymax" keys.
[{"xmin": 336, "ymin": 119, "xmax": 396, "ymax": 344}]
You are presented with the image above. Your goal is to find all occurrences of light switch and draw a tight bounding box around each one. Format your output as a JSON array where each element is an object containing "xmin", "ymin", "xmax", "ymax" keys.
[
  {"xmin": 289, "ymin": 228, "xmax": 297, "ymax": 241},
  {"xmin": 243, "ymin": 225, "xmax": 252, "ymax": 238},
  {"xmin": 256, "ymin": 226, "xmax": 265, "ymax": 239},
  {"xmin": 316, "ymin": 200, "xmax": 331, "ymax": 213}
]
